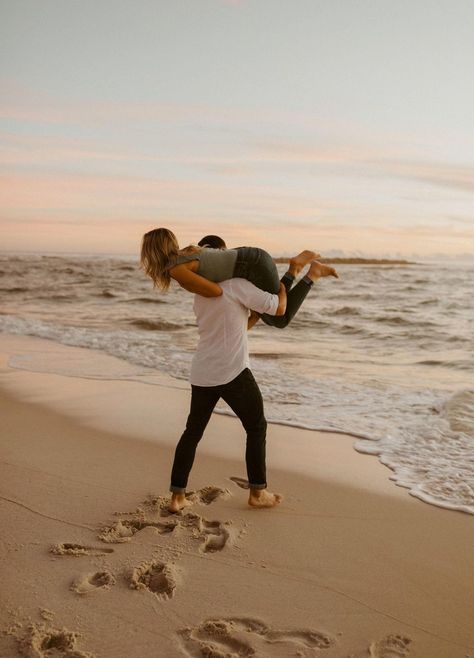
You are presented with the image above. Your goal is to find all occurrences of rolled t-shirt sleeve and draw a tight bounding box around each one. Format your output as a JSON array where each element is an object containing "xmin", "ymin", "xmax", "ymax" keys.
[{"xmin": 228, "ymin": 279, "xmax": 279, "ymax": 316}]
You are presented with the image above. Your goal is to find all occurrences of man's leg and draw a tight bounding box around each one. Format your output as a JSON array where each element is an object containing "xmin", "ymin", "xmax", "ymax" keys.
[
  {"xmin": 220, "ymin": 368, "xmax": 282, "ymax": 508},
  {"xmin": 169, "ymin": 384, "xmax": 220, "ymax": 511}
]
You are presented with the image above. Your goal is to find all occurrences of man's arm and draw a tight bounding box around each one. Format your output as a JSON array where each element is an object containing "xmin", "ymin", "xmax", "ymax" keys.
[
  {"xmin": 230, "ymin": 279, "xmax": 286, "ymax": 318},
  {"xmin": 246, "ymin": 282, "xmax": 286, "ymax": 330}
]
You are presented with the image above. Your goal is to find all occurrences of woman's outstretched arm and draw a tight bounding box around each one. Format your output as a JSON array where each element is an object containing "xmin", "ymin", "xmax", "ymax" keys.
[{"xmin": 170, "ymin": 265, "xmax": 223, "ymax": 297}]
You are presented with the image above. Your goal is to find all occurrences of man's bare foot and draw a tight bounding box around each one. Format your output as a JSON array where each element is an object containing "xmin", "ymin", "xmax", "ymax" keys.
[
  {"xmin": 169, "ymin": 493, "xmax": 193, "ymax": 513},
  {"xmin": 248, "ymin": 489, "xmax": 283, "ymax": 508},
  {"xmin": 306, "ymin": 260, "xmax": 339, "ymax": 281},
  {"xmin": 288, "ymin": 250, "xmax": 320, "ymax": 276}
]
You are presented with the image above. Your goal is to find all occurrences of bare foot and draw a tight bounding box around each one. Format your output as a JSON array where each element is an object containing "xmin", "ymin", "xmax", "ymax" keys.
[
  {"xmin": 169, "ymin": 493, "xmax": 193, "ymax": 513},
  {"xmin": 288, "ymin": 250, "xmax": 320, "ymax": 276},
  {"xmin": 248, "ymin": 489, "xmax": 283, "ymax": 508},
  {"xmin": 306, "ymin": 260, "xmax": 339, "ymax": 281}
]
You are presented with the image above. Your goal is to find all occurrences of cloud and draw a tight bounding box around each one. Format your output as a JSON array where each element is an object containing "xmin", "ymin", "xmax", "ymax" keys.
[
  {"xmin": 373, "ymin": 159, "xmax": 474, "ymax": 193},
  {"xmin": 249, "ymin": 138, "xmax": 474, "ymax": 193},
  {"xmin": 0, "ymin": 170, "xmax": 345, "ymax": 223},
  {"xmin": 1, "ymin": 81, "xmax": 472, "ymax": 256}
]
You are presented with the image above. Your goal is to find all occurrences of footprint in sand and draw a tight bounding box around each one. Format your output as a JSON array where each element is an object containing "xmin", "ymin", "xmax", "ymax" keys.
[
  {"xmin": 178, "ymin": 617, "xmax": 335, "ymax": 657},
  {"xmin": 190, "ymin": 485, "xmax": 232, "ymax": 506},
  {"xmin": 180, "ymin": 512, "xmax": 234, "ymax": 553},
  {"xmin": 98, "ymin": 492, "xmax": 236, "ymax": 553},
  {"xmin": 17, "ymin": 622, "xmax": 95, "ymax": 657},
  {"xmin": 369, "ymin": 634, "xmax": 412, "ymax": 658},
  {"xmin": 70, "ymin": 570, "xmax": 116, "ymax": 595},
  {"xmin": 129, "ymin": 560, "xmax": 178, "ymax": 600},
  {"xmin": 98, "ymin": 518, "xmax": 178, "ymax": 543},
  {"xmin": 98, "ymin": 485, "xmax": 231, "ymax": 543},
  {"xmin": 50, "ymin": 543, "xmax": 114, "ymax": 556},
  {"xmin": 145, "ymin": 485, "xmax": 231, "ymax": 512}
]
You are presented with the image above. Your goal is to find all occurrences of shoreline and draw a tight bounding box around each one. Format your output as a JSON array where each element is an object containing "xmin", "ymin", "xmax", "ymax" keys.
[
  {"xmin": 2, "ymin": 333, "xmax": 472, "ymax": 516},
  {"xmin": 1, "ymin": 334, "xmax": 473, "ymax": 657}
]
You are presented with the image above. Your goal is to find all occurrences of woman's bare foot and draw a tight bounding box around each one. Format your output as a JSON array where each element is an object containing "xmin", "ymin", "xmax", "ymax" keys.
[
  {"xmin": 248, "ymin": 489, "xmax": 283, "ymax": 508},
  {"xmin": 169, "ymin": 493, "xmax": 193, "ymax": 513},
  {"xmin": 288, "ymin": 250, "xmax": 320, "ymax": 276},
  {"xmin": 306, "ymin": 260, "xmax": 339, "ymax": 281}
]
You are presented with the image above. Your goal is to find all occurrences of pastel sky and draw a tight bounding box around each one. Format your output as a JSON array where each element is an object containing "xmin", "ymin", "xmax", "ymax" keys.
[{"xmin": 1, "ymin": 0, "xmax": 473, "ymax": 258}]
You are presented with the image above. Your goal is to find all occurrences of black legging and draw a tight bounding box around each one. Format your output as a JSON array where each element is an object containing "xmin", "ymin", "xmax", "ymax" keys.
[{"xmin": 232, "ymin": 247, "xmax": 313, "ymax": 328}]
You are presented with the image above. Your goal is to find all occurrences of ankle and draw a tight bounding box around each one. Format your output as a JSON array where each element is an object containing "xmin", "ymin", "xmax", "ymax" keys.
[{"xmin": 287, "ymin": 263, "xmax": 299, "ymax": 277}]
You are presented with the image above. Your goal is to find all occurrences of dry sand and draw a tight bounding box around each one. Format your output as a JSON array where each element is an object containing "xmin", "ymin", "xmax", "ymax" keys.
[{"xmin": 0, "ymin": 334, "xmax": 473, "ymax": 658}]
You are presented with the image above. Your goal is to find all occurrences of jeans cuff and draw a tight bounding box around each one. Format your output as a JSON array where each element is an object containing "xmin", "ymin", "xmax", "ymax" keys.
[
  {"xmin": 169, "ymin": 485, "xmax": 186, "ymax": 494},
  {"xmin": 301, "ymin": 275, "xmax": 314, "ymax": 287},
  {"xmin": 248, "ymin": 482, "xmax": 267, "ymax": 490}
]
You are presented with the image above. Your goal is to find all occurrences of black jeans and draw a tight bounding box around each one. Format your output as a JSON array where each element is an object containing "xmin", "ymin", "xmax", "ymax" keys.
[
  {"xmin": 170, "ymin": 368, "xmax": 267, "ymax": 493},
  {"xmin": 233, "ymin": 246, "xmax": 314, "ymax": 329},
  {"xmin": 261, "ymin": 272, "xmax": 313, "ymax": 328},
  {"xmin": 233, "ymin": 246, "xmax": 281, "ymax": 293}
]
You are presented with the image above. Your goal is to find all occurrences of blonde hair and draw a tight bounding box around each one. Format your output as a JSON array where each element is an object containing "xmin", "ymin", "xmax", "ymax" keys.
[{"xmin": 140, "ymin": 228, "xmax": 180, "ymax": 291}]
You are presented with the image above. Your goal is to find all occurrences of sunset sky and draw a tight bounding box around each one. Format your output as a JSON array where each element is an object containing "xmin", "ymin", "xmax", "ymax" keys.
[{"xmin": 1, "ymin": 0, "xmax": 473, "ymax": 258}]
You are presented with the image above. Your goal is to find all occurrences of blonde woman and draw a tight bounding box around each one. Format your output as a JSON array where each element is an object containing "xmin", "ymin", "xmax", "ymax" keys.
[{"xmin": 140, "ymin": 228, "xmax": 338, "ymax": 328}]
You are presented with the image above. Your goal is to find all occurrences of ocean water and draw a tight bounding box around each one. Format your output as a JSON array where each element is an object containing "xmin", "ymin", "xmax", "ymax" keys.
[{"xmin": 1, "ymin": 253, "xmax": 473, "ymax": 514}]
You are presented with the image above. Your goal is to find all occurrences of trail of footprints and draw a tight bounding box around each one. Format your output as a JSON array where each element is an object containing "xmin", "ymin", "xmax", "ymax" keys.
[
  {"xmin": 15, "ymin": 486, "xmax": 232, "ymax": 655},
  {"xmin": 21, "ymin": 481, "xmax": 413, "ymax": 657},
  {"xmin": 178, "ymin": 617, "xmax": 335, "ymax": 657},
  {"xmin": 97, "ymin": 485, "xmax": 234, "ymax": 553},
  {"xmin": 178, "ymin": 619, "xmax": 412, "ymax": 658},
  {"xmin": 47, "ymin": 485, "xmax": 233, "ymax": 605}
]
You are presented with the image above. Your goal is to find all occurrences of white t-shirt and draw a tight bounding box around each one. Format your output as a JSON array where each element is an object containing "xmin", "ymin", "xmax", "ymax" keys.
[{"xmin": 190, "ymin": 278, "xmax": 279, "ymax": 387}]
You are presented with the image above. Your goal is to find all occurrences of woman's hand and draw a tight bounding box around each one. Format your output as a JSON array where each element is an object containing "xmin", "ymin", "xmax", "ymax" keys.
[{"xmin": 170, "ymin": 265, "xmax": 223, "ymax": 297}]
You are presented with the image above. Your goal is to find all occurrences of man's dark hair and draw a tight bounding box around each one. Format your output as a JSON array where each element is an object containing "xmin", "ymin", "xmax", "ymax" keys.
[{"xmin": 198, "ymin": 235, "xmax": 227, "ymax": 249}]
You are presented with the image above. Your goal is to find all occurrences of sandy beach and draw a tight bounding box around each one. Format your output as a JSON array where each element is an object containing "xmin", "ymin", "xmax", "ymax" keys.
[{"xmin": 0, "ymin": 334, "xmax": 473, "ymax": 658}]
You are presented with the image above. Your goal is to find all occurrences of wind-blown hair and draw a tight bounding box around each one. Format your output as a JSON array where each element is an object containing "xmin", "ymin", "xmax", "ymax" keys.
[{"xmin": 140, "ymin": 228, "xmax": 180, "ymax": 291}]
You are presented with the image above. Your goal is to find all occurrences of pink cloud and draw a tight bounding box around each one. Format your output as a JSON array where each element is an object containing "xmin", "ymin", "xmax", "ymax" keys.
[
  {"xmin": 374, "ymin": 159, "xmax": 474, "ymax": 193},
  {"xmin": 0, "ymin": 170, "xmax": 347, "ymax": 223}
]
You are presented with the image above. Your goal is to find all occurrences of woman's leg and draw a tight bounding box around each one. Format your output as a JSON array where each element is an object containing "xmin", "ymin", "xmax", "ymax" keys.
[
  {"xmin": 233, "ymin": 247, "xmax": 281, "ymax": 293},
  {"xmin": 256, "ymin": 251, "xmax": 319, "ymax": 327},
  {"xmin": 261, "ymin": 260, "xmax": 338, "ymax": 328},
  {"xmin": 261, "ymin": 276, "xmax": 314, "ymax": 328},
  {"xmin": 233, "ymin": 247, "xmax": 317, "ymax": 294}
]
